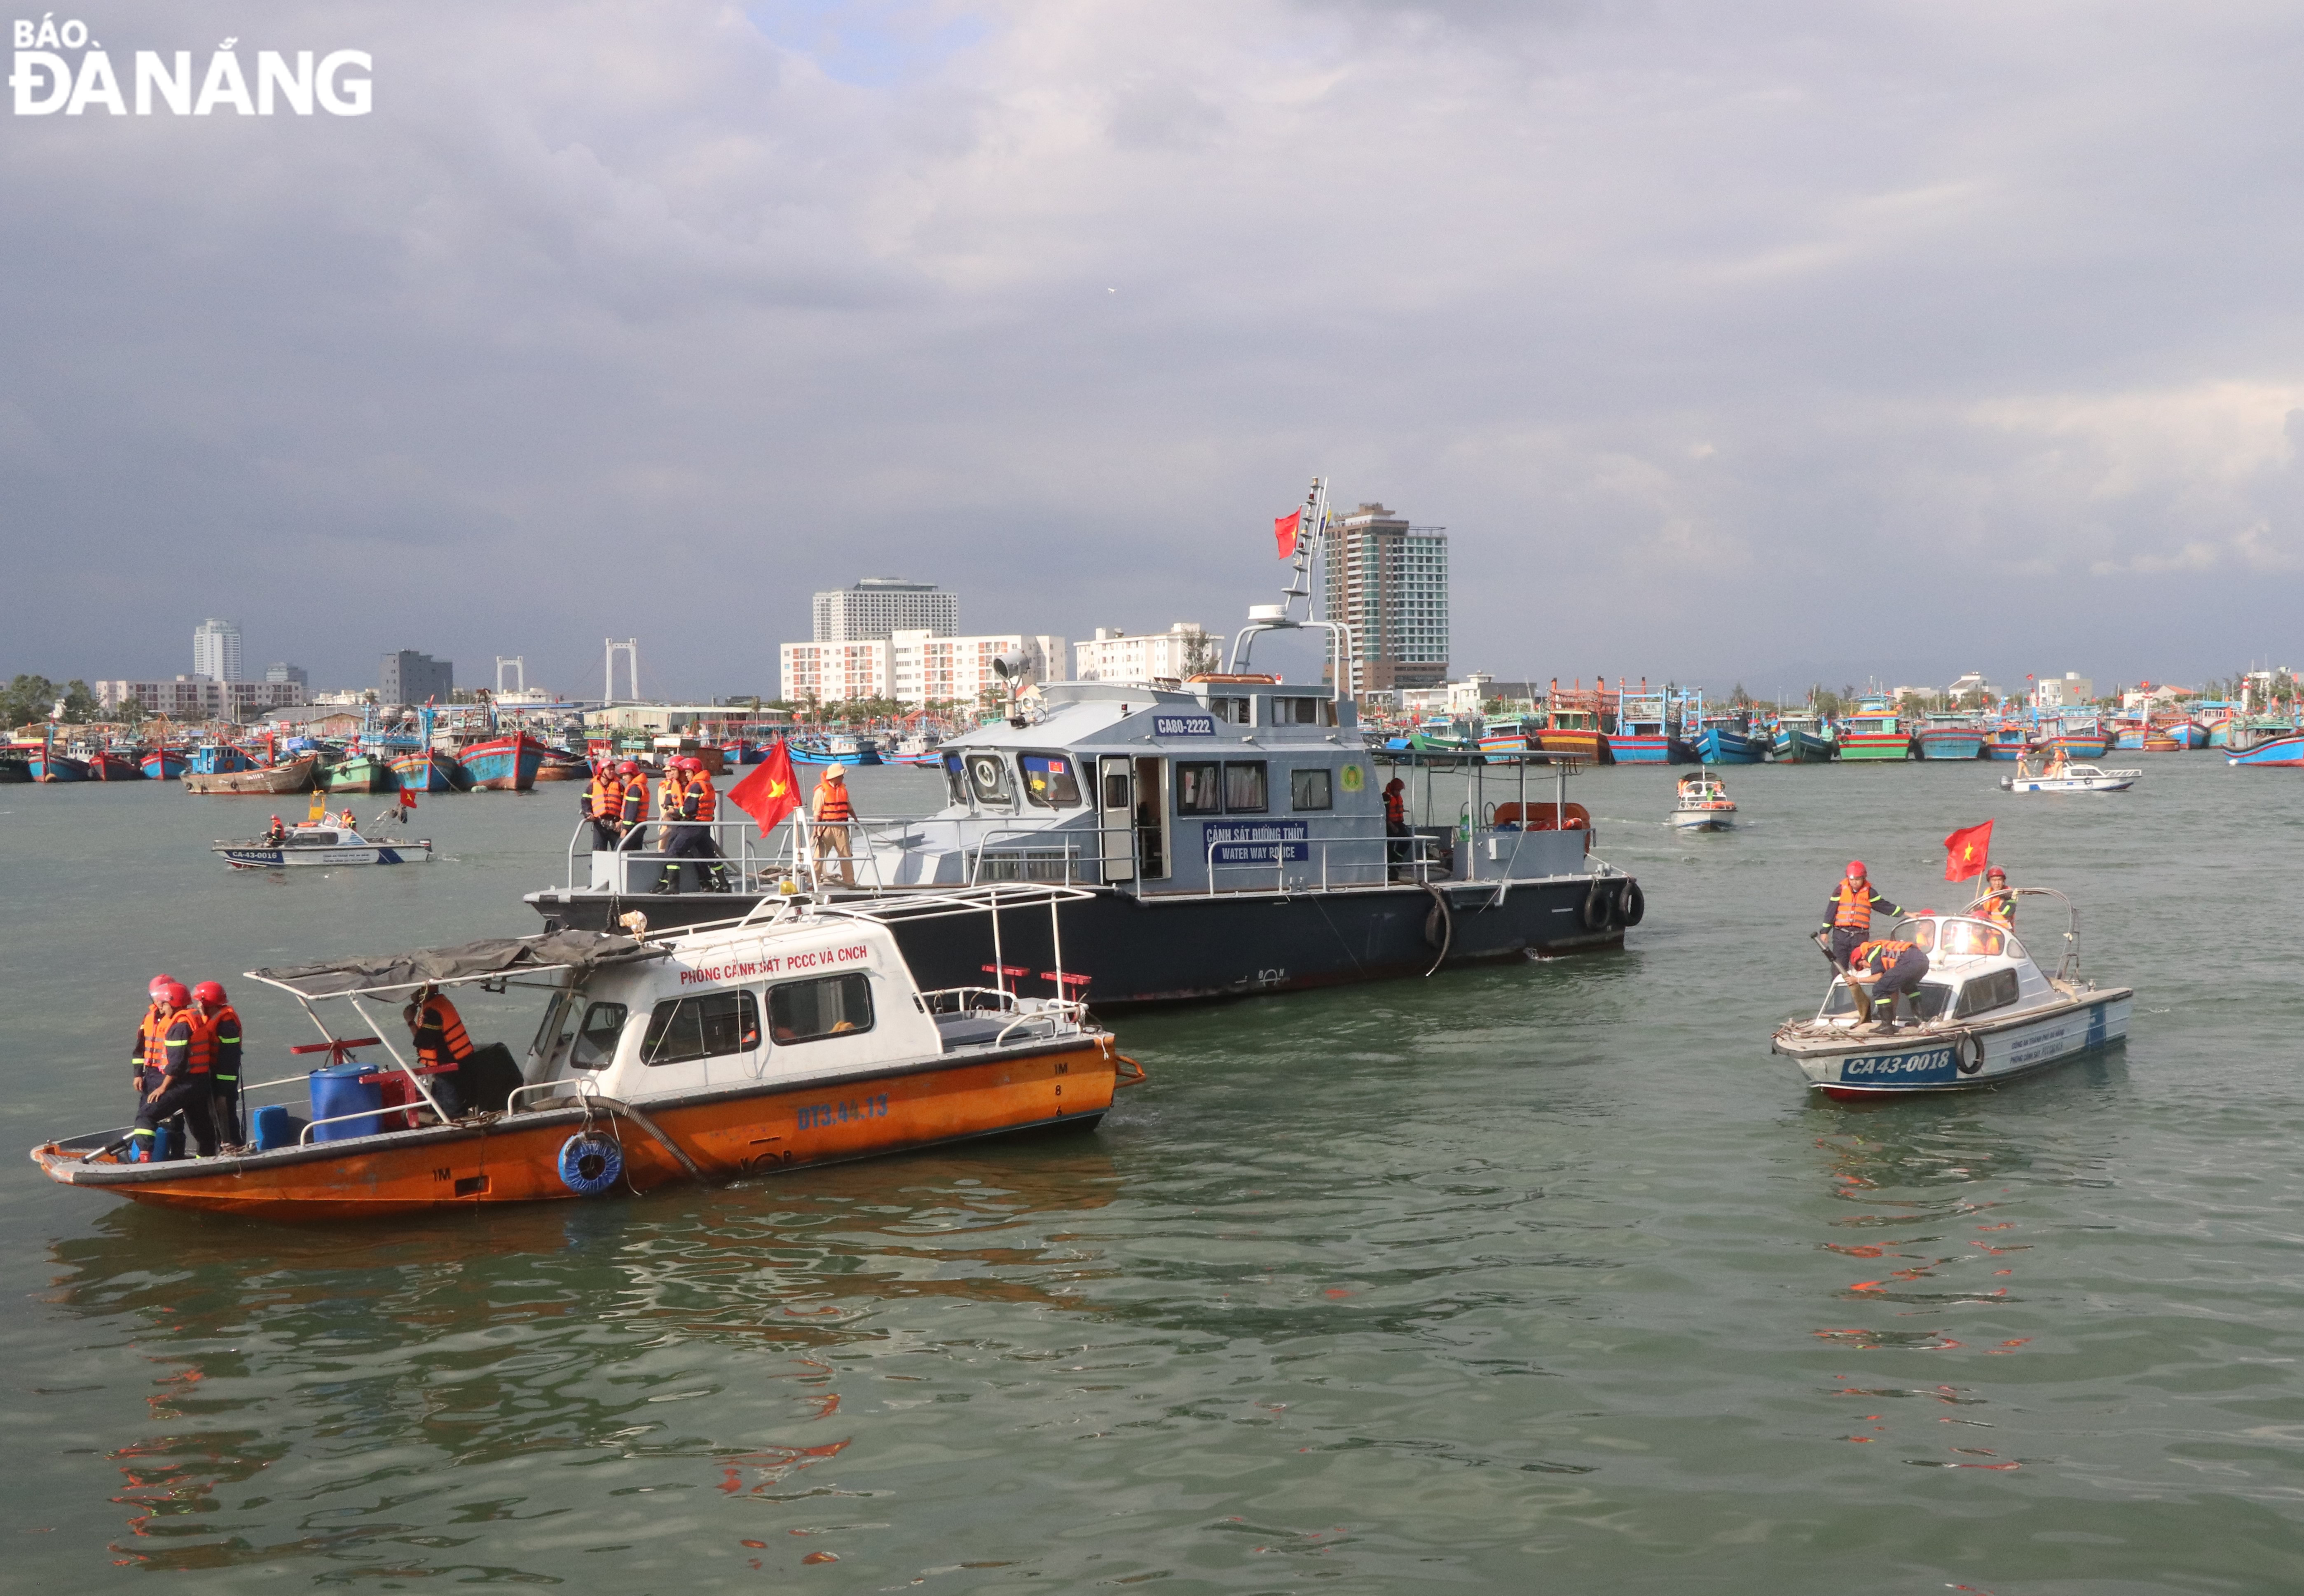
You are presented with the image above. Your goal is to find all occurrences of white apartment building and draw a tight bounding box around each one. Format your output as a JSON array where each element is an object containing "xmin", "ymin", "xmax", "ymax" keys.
[
  {"xmin": 810, "ymin": 577, "xmax": 958, "ymax": 643},
  {"xmin": 98, "ymin": 676, "xmax": 305, "ymax": 721},
  {"xmin": 781, "ymin": 632, "xmax": 1065, "ymax": 708},
  {"xmin": 192, "ymin": 617, "xmax": 243, "ymax": 682},
  {"xmin": 2031, "ymin": 672, "xmax": 2094, "ymax": 708},
  {"xmin": 1072, "ymin": 623, "xmax": 1214, "ymax": 683},
  {"xmin": 780, "ymin": 639, "xmax": 895, "ymax": 705}
]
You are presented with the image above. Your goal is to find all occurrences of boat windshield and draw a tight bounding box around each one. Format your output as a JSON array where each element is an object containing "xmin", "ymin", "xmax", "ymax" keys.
[
  {"xmin": 1890, "ymin": 919, "xmax": 1936, "ymax": 951},
  {"xmin": 1822, "ymin": 979, "xmax": 1953, "ymax": 1021},
  {"xmin": 1936, "ymin": 918, "xmax": 2007, "ymax": 957}
]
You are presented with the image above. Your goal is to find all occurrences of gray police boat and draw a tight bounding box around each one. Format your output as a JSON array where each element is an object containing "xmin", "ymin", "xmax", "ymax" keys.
[{"xmin": 528, "ymin": 606, "xmax": 1641, "ymax": 1007}]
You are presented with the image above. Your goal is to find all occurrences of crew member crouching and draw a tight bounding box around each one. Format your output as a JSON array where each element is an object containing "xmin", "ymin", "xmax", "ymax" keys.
[
  {"xmin": 405, "ymin": 982, "xmax": 473, "ymax": 1119},
  {"xmin": 1845, "ymin": 937, "xmax": 1931, "ymax": 1032}
]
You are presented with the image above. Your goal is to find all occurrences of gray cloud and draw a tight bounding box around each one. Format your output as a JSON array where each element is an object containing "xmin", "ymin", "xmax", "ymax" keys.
[{"xmin": 5, "ymin": 0, "xmax": 2302, "ymax": 700}]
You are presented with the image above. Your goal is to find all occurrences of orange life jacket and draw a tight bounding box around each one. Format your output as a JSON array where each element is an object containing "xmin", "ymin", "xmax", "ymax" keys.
[
  {"xmin": 1977, "ymin": 889, "xmax": 2016, "ymax": 927},
  {"xmin": 1383, "ymin": 787, "xmax": 1405, "ymax": 825},
  {"xmin": 813, "ymin": 780, "xmax": 852, "ymax": 823},
  {"xmin": 414, "ymin": 994, "xmax": 474, "ymax": 1066},
  {"xmin": 658, "ymin": 770, "xmax": 686, "ymax": 819},
  {"xmin": 137, "ymin": 1004, "xmax": 169, "ymax": 1072},
  {"xmin": 588, "ymin": 770, "xmax": 622, "ymax": 820},
  {"xmin": 155, "ymin": 1006, "xmax": 205, "ymax": 1076},
  {"xmin": 688, "ymin": 775, "xmax": 716, "ymax": 823},
  {"xmin": 1852, "ymin": 938, "xmax": 1917, "ymax": 971},
  {"xmin": 620, "ymin": 778, "xmax": 648, "ymax": 824},
  {"xmin": 1831, "ymin": 880, "xmax": 1876, "ymax": 931},
  {"xmin": 198, "ymin": 1003, "xmax": 243, "ymax": 1081}
]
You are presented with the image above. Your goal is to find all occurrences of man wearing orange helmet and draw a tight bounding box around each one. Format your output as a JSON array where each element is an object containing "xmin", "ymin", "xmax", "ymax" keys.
[{"xmin": 1820, "ymin": 860, "xmax": 1904, "ymax": 971}]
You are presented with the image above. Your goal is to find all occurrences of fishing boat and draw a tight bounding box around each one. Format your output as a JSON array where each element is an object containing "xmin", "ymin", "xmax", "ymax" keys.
[
  {"xmin": 184, "ymin": 752, "xmax": 321, "ymax": 795},
  {"xmin": 1669, "ymin": 769, "xmax": 1736, "ymax": 831},
  {"xmin": 30, "ymin": 893, "xmax": 1132, "ymax": 1217},
  {"xmin": 2038, "ymin": 712, "xmax": 2111, "ymax": 761},
  {"xmin": 1985, "ymin": 721, "xmax": 2032, "ymax": 761},
  {"xmin": 528, "ymin": 523, "xmax": 1646, "ymax": 1004},
  {"xmin": 83, "ymin": 748, "xmax": 145, "ymax": 781},
  {"xmin": 22, "ymin": 751, "xmax": 91, "ymax": 782},
  {"xmin": 391, "ymin": 747, "xmax": 469, "ymax": 792},
  {"xmin": 1770, "ymin": 892, "xmax": 2131, "ymax": 1098},
  {"xmin": 2000, "ymin": 763, "xmax": 2140, "ymax": 793},
  {"xmin": 1526, "ymin": 680, "xmax": 1613, "ymax": 764},
  {"xmin": 459, "ymin": 731, "xmax": 547, "ymax": 791},
  {"xmin": 1771, "ymin": 713, "xmax": 1834, "ymax": 763},
  {"xmin": 0, "ymin": 754, "xmax": 28, "ymax": 784},
  {"xmin": 321, "ymin": 750, "xmax": 400, "ymax": 795},
  {"xmin": 534, "ymin": 747, "xmax": 591, "ymax": 782},
  {"xmin": 1606, "ymin": 681, "xmax": 1694, "ymax": 763},
  {"xmin": 886, "ymin": 732, "xmax": 945, "ymax": 767},
  {"xmin": 792, "ymin": 735, "xmax": 884, "ymax": 767},
  {"xmin": 2225, "ymin": 731, "xmax": 2304, "ymax": 768},
  {"xmin": 1833, "ymin": 699, "xmax": 1913, "ymax": 761},
  {"xmin": 1695, "ymin": 714, "xmax": 1765, "ymax": 765},
  {"xmin": 213, "ymin": 820, "xmax": 433, "ymax": 869},
  {"xmin": 187, "ymin": 743, "xmax": 254, "ymax": 775},
  {"xmin": 139, "ymin": 747, "xmax": 189, "ymax": 780},
  {"xmin": 1914, "ymin": 714, "xmax": 1987, "ymax": 760}
]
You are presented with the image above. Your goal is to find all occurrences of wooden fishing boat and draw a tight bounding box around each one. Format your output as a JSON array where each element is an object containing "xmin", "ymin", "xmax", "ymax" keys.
[
  {"xmin": 29, "ymin": 889, "xmax": 1132, "ymax": 1218},
  {"xmin": 1833, "ymin": 700, "xmax": 1913, "ymax": 761},
  {"xmin": 459, "ymin": 732, "xmax": 546, "ymax": 791},
  {"xmin": 391, "ymin": 747, "xmax": 470, "ymax": 792},
  {"xmin": 1771, "ymin": 714, "xmax": 1833, "ymax": 763},
  {"xmin": 534, "ymin": 747, "xmax": 591, "ymax": 782},
  {"xmin": 1535, "ymin": 681, "xmax": 1617, "ymax": 764},
  {"xmin": 321, "ymin": 751, "xmax": 400, "ymax": 794},
  {"xmin": 84, "ymin": 749, "xmax": 145, "ymax": 780},
  {"xmin": 140, "ymin": 747, "xmax": 190, "ymax": 779},
  {"xmin": 184, "ymin": 752, "xmax": 320, "ymax": 795},
  {"xmin": 1695, "ymin": 716, "xmax": 1764, "ymax": 764},
  {"xmin": 21, "ymin": 752, "xmax": 90, "ymax": 782},
  {"xmin": 1772, "ymin": 892, "xmax": 2131, "ymax": 1099},
  {"xmin": 187, "ymin": 743, "xmax": 254, "ymax": 775},
  {"xmin": 2226, "ymin": 731, "xmax": 2304, "ymax": 767},
  {"xmin": 1915, "ymin": 715, "xmax": 1987, "ymax": 760}
]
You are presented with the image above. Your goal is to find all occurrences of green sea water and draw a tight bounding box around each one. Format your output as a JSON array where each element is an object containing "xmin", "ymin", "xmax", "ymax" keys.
[{"xmin": 2, "ymin": 757, "xmax": 2300, "ymax": 1592}]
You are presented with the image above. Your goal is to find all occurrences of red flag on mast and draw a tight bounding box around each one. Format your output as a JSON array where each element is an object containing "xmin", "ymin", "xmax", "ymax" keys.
[
  {"xmin": 1274, "ymin": 508, "xmax": 1302, "ymax": 560},
  {"xmin": 1942, "ymin": 819, "xmax": 1994, "ymax": 881},
  {"xmin": 729, "ymin": 740, "xmax": 802, "ymax": 831}
]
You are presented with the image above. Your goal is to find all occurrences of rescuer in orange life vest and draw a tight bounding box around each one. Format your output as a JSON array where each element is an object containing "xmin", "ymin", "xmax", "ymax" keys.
[
  {"xmin": 404, "ymin": 983, "xmax": 474, "ymax": 1119},
  {"xmin": 616, "ymin": 761, "xmax": 647, "ymax": 849},
  {"xmin": 585, "ymin": 761, "xmax": 625, "ymax": 851},
  {"xmin": 1844, "ymin": 936, "xmax": 1932, "ymax": 1033},
  {"xmin": 1383, "ymin": 776, "xmax": 1410, "ymax": 880},
  {"xmin": 192, "ymin": 980, "xmax": 246, "ymax": 1147},
  {"xmin": 658, "ymin": 755, "xmax": 730, "ymax": 894},
  {"xmin": 809, "ymin": 762, "xmax": 857, "ymax": 887},
  {"xmin": 1820, "ymin": 860, "xmax": 1905, "ymax": 971},
  {"xmin": 1975, "ymin": 865, "xmax": 2018, "ymax": 929}
]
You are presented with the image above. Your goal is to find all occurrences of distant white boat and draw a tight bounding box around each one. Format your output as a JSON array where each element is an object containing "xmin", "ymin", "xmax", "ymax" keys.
[
  {"xmin": 2000, "ymin": 764, "xmax": 2140, "ymax": 794},
  {"xmin": 1669, "ymin": 768, "xmax": 1736, "ymax": 831},
  {"xmin": 213, "ymin": 823, "xmax": 433, "ymax": 870}
]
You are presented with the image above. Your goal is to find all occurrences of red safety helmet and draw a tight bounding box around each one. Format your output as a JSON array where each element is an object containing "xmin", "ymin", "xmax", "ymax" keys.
[
  {"xmin": 157, "ymin": 980, "xmax": 190, "ymax": 1009},
  {"xmin": 1845, "ymin": 860, "xmax": 1866, "ymax": 879},
  {"xmin": 1986, "ymin": 865, "xmax": 2007, "ymax": 882},
  {"xmin": 618, "ymin": 761, "xmax": 639, "ymax": 775},
  {"xmin": 193, "ymin": 980, "xmax": 227, "ymax": 1005},
  {"xmin": 148, "ymin": 974, "xmax": 178, "ymax": 1001}
]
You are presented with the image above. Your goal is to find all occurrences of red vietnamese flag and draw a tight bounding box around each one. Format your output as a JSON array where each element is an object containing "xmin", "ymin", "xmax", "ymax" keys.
[
  {"xmin": 1942, "ymin": 819, "xmax": 1993, "ymax": 881},
  {"xmin": 1274, "ymin": 508, "xmax": 1302, "ymax": 560},
  {"xmin": 729, "ymin": 740, "xmax": 802, "ymax": 830}
]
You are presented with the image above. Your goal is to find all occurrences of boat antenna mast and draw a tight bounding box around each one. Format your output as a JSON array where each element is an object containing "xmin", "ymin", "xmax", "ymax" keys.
[{"xmin": 1230, "ymin": 477, "xmax": 1354, "ymax": 696}]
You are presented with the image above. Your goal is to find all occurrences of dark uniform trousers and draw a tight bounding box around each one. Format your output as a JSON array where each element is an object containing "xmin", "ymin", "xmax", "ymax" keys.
[{"xmin": 134, "ymin": 1069, "xmax": 219, "ymax": 1158}]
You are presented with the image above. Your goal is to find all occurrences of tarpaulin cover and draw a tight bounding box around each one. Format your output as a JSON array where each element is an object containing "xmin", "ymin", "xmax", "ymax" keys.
[{"xmin": 251, "ymin": 930, "xmax": 650, "ymax": 998}]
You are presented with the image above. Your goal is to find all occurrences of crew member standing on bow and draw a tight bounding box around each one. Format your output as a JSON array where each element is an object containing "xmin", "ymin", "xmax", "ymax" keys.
[
  {"xmin": 1844, "ymin": 936, "xmax": 1931, "ymax": 1032},
  {"xmin": 132, "ymin": 980, "xmax": 218, "ymax": 1161},
  {"xmin": 585, "ymin": 760, "xmax": 625, "ymax": 852},
  {"xmin": 1975, "ymin": 866, "xmax": 2018, "ymax": 928},
  {"xmin": 132, "ymin": 974, "xmax": 178, "ymax": 1102},
  {"xmin": 192, "ymin": 981, "xmax": 245, "ymax": 1147},
  {"xmin": 404, "ymin": 983, "xmax": 472, "ymax": 1119},
  {"xmin": 1383, "ymin": 777, "xmax": 1410, "ymax": 880},
  {"xmin": 650, "ymin": 757, "xmax": 693, "ymax": 894},
  {"xmin": 809, "ymin": 763, "xmax": 857, "ymax": 887},
  {"xmin": 616, "ymin": 761, "xmax": 648, "ymax": 850},
  {"xmin": 1820, "ymin": 860, "xmax": 1904, "ymax": 971},
  {"xmin": 660, "ymin": 756, "xmax": 730, "ymax": 893}
]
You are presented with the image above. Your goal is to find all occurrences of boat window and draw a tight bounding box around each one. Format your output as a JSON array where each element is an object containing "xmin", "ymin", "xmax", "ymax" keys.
[
  {"xmin": 1290, "ymin": 767, "xmax": 1333, "ymax": 811},
  {"xmin": 1269, "ymin": 696, "xmax": 1329, "ymax": 726},
  {"xmin": 1019, "ymin": 754, "xmax": 1083, "ymax": 809},
  {"xmin": 1177, "ymin": 762, "xmax": 1224, "ymax": 815},
  {"xmin": 1891, "ymin": 920, "xmax": 1936, "ymax": 951},
  {"xmin": 641, "ymin": 990, "xmax": 761, "ymax": 1066},
  {"xmin": 1938, "ymin": 920, "xmax": 2006, "ymax": 957},
  {"xmin": 1955, "ymin": 969, "xmax": 2021, "ymax": 1018},
  {"xmin": 941, "ymin": 752, "xmax": 969, "ymax": 806},
  {"xmin": 1908, "ymin": 983, "xmax": 1952, "ymax": 1022},
  {"xmin": 529, "ymin": 990, "xmax": 572, "ymax": 1060},
  {"xmin": 965, "ymin": 752, "xmax": 1012, "ymax": 805},
  {"xmin": 1223, "ymin": 762, "xmax": 1268, "ymax": 814},
  {"xmin": 1208, "ymin": 696, "xmax": 1250, "ymax": 724},
  {"xmin": 768, "ymin": 973, "xmax": 875, "ymax": 1044},
  {"xmin": 568, "ymin": 1002, "xmax": 629, "ymax": 1070}
]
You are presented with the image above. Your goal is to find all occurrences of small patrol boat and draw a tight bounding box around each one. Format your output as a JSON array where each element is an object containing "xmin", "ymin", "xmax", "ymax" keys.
[
  {"xmin": 2000, "ymin": 763, "xmax": 2140, "ymax": 793},
  {"xmin": 1769, "ymin": 890, "xmax": 2132, "ymax": 1099},
  {"xmin": 213, "ymin": 821, "xmax": 433, "ymax": 869},
  {"xmin": 29, "ymin": 888, "xmax": 1131, "ymax": 1218},
  {"xmin": 1669, "ymin": 769, "xmax": 1736, "ymax": 831}
]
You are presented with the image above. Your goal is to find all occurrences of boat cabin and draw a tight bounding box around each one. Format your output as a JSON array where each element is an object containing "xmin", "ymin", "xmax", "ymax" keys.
[{"xmin": 1811, "ymin": 915, "xmax": 2056, "ymax": 1027}]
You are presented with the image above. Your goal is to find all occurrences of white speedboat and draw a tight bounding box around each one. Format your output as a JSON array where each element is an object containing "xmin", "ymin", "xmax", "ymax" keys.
[
  {"xmin": 2000, "ymin": 764, "xmax": 2140, "ymax": 793},
  {"xmin": 213, "ymin": 823, "xmax": 433, "ymax": 870},
  {"xmin": 1669, "ymin": 769, "xmax": 1736, "ymax": 831},
  {"xmin": 1769, "ymin": 889, "xmax": 2131, "ymax": 1099}
]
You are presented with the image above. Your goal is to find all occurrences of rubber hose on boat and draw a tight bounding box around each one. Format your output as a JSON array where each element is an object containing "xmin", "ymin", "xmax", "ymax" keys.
[
  {"xmin": 558, "ymin": 1133, "xmax": 624, "ymax": 1196},
  {"xmin": 1419, "ymin": 882, "xmax": 1454, "ymax": 976}
]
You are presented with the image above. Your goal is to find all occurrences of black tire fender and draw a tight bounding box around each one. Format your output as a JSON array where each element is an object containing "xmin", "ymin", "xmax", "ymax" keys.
[
  {"xmin": 1956, "ymin": 1031, "xmax": 1986, "ymax": 1076},
  {"xmin": 1582, "ymin": 880, "xmax": 1614, "ymax": 931},
  {"xmin": 1618, "ymin": 880, "xmax": 1645, "ymax": 927}
]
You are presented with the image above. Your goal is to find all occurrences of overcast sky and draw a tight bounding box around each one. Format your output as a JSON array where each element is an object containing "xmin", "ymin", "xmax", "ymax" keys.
[{"xmin": 5, "ymin": 0, "xmax": 2301, "ymax": 701}]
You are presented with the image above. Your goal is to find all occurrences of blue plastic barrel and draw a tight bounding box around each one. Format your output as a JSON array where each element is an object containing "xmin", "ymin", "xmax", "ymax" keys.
[
  {"xmin": 308, "ymin": 1063, "xmax": 383, "ymax": 1142},
  {"xmin": 252, "ymin": 1103, "xmax": 295, "ymax": 1151}
]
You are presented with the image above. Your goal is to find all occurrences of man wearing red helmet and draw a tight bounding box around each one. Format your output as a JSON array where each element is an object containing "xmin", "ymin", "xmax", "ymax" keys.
[
  {"xmin": 585, "ymin": 759, "xmax": 626, "ymax": 852},
  {"xmin": 1820, "ymin": 860, "xmax": 1904, "ymax": 971},
  {"xmin": 192, "ymin": 981, "xmax": 246, "ymax": 1147},
  {"xmin": 616, "ymin": 761, "xmax": 649, "ymax": 851},
  {"xmin": 132, "ymin": 979, "xmax": 219, "ymax": 1161},
  {"xmin": 658, "ymin": 755, "xmax": 730, "ymax": 894},
  {"xmin": 1975, "ymin": 865, "xmax": 2017, "ymax": 929},
  {"xmin": 132, "ymin": 974, "xmax": 179, "ymax": 1098}
]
